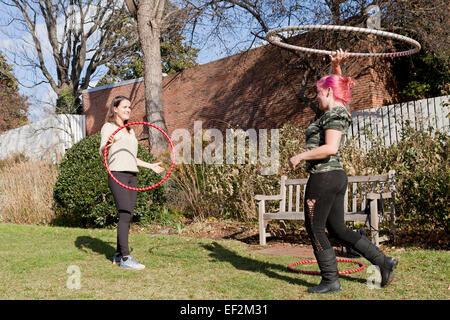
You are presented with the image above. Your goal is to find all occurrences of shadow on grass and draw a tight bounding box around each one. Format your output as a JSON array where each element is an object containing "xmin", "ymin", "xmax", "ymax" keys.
[
  {"xmin": 202, "ymin": 242, "xmax": 366, "ymax": 289},
  {"xmin": 75, "ymin": 236, "xmax": 116, "ymax": 261}
]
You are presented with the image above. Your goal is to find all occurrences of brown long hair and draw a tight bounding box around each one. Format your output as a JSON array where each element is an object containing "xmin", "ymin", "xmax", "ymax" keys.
[{"xmin": 105, "ymin": 96, "xmax": 131, "ymax": 132}]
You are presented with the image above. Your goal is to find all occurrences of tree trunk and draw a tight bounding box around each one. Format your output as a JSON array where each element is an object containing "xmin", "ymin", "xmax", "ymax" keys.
[{"xmin": 136, "ymin": 1, "xmax": 169, "ymax": 157}]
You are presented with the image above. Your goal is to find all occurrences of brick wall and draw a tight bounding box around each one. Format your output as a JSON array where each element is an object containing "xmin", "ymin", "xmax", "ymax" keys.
[{"xmin": 82, "ymin": 40, "xmax": 398, "ymax": 137}]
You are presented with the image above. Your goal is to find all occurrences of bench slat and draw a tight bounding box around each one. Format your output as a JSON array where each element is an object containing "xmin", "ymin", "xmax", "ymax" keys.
[
  {"xmin": 344, "ymin": 213, "xmax": 367, "ymax": 222},
  {"xmin": 264, "ymin": 212, "xmax": 305, "ymax": 220},
  {"xmin": 285, "ymin": 178, "xmax": 308, "ymax": 185},
  {"xmin": 367, "ymin": 192, "xmax": 393, "ymax": 200},
  {"xmin": 264, "ymin": 212, "xmax": 368, "ymax": 223},
  {"xmin": 280, "ymin": 176, "xmax": 287, "ymax": 213},
  {"xmin": 347, "ymin": 175, "xmax": 389, "ymax": 183},
  {"xmin": 303, "ymin": 184, "xmax": 306, "ymax": 206},
  {"xmin": 285, "ymin": 175, "xmax": 390, "ymax": 185},
  {"xmin": 288, "ymin": 185, "xmax": 293, "ymax": 212},
  {"xmin": 255, "ymin": 195, "xmax": 282, "ymax": 201},
  {"xmin": 344, "ymin": 186, "xmax": 348, "ymax": 213},
  {"xmin": 362, "ymin": 183, "xmax": 367, "ymax": 211},
  {"xmin": 295, "ymin": 185, "xmax": 300, "ymax": 212},
  {"xmin": 352, "ymin": 182, "xmax": 358, "ymax": 212}
]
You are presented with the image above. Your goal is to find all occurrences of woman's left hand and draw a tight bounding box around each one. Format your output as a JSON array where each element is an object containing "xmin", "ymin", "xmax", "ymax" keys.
[
  {"xmin": 329, "ymin": 48, "xmax": 349, "ymax": 65},
  {"xmin": 149, "ymin": 162, "xmax": 165, "ymax": 174},
  {"xmin": 289, "ymin": 155, "xmax": 302, "ymax": 171}
]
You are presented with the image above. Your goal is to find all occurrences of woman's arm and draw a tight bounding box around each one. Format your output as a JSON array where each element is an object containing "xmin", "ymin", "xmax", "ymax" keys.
[
  {"xmin": 136, "ymin": 158, "xmax": 165, "ymax": 174},
  {"xmin": 289, "ymin": 129, "xmax": 342, "ymax": 170},
  {"xmin": 99, "ymin": 124, "xmax": 123, "ymax": 156},
  {"xmin": 100, "ymin": 134, "xmax": 122, "ymax": 155}
]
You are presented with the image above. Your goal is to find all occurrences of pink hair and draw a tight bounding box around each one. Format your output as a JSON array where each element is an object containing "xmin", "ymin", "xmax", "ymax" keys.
[{"xmin": 316, "ymin": 74, "xmax": 356, "ymax": 106}]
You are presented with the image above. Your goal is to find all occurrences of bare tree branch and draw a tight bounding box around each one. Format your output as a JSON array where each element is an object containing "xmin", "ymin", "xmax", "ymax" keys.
[{"xmin": 1, "ymin": 0, "xmax": 138, "ymax": 109}]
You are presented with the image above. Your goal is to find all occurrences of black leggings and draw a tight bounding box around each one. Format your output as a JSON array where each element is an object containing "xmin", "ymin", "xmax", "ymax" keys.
[
  {"xmin": 108, "ymin": 171, "xmax": 138, "ymax": 256},
  {"xmin": 304, "ymin": 170, "xmax": 362, "ymax": 252}
]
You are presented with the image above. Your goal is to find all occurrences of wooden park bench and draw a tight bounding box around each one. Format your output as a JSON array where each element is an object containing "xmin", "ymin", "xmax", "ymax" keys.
[{"xmin": 255, "ymin": 170, "xmax": 396, "ymax": 247}]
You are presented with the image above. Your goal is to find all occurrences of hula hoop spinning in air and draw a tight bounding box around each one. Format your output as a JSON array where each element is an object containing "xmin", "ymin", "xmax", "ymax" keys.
[{"xmin": 265, "ymin": 24, "xmax": 421, "ymax": 58}]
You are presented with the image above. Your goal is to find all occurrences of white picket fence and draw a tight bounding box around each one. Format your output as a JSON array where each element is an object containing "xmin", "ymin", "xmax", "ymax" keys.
[
  {"xmin": 349, "ymin": 95, "xmax": 449, "ymax": 150},
  {"xmin": 0, "ymin": 114, "xmax": 86, "ymax": 163}
]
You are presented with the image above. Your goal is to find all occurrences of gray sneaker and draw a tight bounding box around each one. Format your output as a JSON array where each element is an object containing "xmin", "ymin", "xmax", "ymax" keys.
[
  {"xmin": 112, "ymin": 253, "xmax": 122, "ymax": 265},
  {"xmin": 120, "ymin": 256, "xmax": 145, "ymax": 270}
]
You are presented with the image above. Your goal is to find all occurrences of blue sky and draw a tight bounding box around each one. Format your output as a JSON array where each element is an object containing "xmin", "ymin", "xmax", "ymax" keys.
[
  {"xmin": 0, "ymin": 1, "xmax": 312, "ymax": 122},
  {"xmin": 0, "ymin": 2, "xmax": 257, "ymax": 122}
]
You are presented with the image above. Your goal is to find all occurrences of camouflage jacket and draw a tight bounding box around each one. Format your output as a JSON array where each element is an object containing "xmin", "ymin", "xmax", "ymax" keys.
[{"xmin": 305, "ymin": 106, "xmax": 352, "ymax": 174}]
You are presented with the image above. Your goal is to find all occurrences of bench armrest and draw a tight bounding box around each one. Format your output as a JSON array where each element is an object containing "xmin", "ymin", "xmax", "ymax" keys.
[{"xmin": 255, "ymin": 195, "xmax": 283, "ymax": 201}]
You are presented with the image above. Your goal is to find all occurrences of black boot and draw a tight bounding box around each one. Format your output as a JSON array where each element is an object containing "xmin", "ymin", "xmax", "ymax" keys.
[
  {"xmin": 354, "ymin": 235, "xmax": 398, "ymax": 287},
  {"xmin": 308, "ymin": 248, "xmax": 342, "ymax": 294}
]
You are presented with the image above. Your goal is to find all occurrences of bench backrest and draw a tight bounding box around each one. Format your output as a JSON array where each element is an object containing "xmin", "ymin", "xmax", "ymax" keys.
[{"xmin": 280, "ymin": 170, "xmax": 396, "ymax": 214}]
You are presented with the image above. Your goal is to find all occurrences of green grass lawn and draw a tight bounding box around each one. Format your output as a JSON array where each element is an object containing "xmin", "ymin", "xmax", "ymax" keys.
[{"xmin": 0, "ymin": 223, "xmax": 448, "ymax": 300}]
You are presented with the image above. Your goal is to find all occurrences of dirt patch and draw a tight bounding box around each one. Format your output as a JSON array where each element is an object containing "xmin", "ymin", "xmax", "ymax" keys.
[{"xmin": 252, "ymin": 244, "xmax": 316, "ymax": 258}]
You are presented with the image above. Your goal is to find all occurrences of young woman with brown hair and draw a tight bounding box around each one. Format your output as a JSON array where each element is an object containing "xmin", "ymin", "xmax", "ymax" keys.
[{"xmin": 100, "ymin": 96, "xmax": 164, "ymax": 270}]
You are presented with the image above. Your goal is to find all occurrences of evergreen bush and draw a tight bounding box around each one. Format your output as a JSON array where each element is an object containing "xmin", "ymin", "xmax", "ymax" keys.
[{"xmin": 53, "ymin": 133, "xmax": 166, "ymax": 228}]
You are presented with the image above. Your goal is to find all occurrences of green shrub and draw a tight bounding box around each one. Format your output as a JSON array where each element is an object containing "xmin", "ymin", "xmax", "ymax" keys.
[
  {"xmin": 53, "ymin": 133, "xmax": 166, "ymax": 228},
  {"xmin": 363, "ymin": 126, "xmax": 449, "ymax": 233}
]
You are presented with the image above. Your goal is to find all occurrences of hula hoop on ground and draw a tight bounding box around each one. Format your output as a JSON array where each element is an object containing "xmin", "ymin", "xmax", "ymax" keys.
[
  {"xmin": 103, "ymin": 121, "xmax": 175, "ymax": 191},
  {"xmin": 288, "ymin": 258, "xmax": 366, "ymax": 275},
  {"xmin": 266, "ymin": 25, "xmax": 421, "ymax": 58}
]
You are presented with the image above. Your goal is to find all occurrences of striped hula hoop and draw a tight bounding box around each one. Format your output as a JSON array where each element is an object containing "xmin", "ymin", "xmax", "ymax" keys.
[
  {"xmin": 288, "ymin": 258, "xmax": 366, "ymax": 275},
  {"xmin": 266, "ymin": 25, "xmax": 421, "ymax": 57}
]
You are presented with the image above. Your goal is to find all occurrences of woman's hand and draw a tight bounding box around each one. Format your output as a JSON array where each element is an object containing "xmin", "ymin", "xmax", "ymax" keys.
[
  {"xmin": 329, "ymin": 48, "xmax": 349, "ymax": 76},
  {"xmin": 329, "ymin": 48, "xmax": 349, "ymax": 65},
  {"xmin": 148, "ymin": 162, "xmax": 165, "ymax": 174},
  {"xmin": 107, "ymin": 134, "xmax": 122, "ymax": 146},
  {"xmin": 289, "ymin": 154, "xmax": 303, "ymax": 171},
  {"xmin": 101, "ymin": 134, "xmax": 121, "ymax": 155},
  {"xmin": 136, "ymin": 158, "xmax": 165, "ymax": 173}
]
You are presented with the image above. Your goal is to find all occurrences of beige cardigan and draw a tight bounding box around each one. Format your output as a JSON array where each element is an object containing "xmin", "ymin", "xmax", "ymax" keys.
[{"xmin": 99, "ymin": 122, "xmax": 138, "ymax": 172}]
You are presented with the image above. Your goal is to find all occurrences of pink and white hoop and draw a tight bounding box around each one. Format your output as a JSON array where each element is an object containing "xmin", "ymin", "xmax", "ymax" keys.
[
  {"xmin": 266, "ymin": 25, "xmax": 421, "ymax": 58},
  {"xmin": 289, "ymin": 258, "xmax": 366, "ymax": 275}
]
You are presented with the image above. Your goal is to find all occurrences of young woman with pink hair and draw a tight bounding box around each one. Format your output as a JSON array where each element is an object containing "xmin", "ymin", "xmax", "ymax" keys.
[{"xmin": 289, "ymin": 49, "xmax": 398, "ymax": 294}]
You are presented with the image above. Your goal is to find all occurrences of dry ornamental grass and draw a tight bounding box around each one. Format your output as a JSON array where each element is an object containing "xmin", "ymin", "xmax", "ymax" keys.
[{"xmin": 0, "ymin": 158, "xmax": 58, "ymax": 225}]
